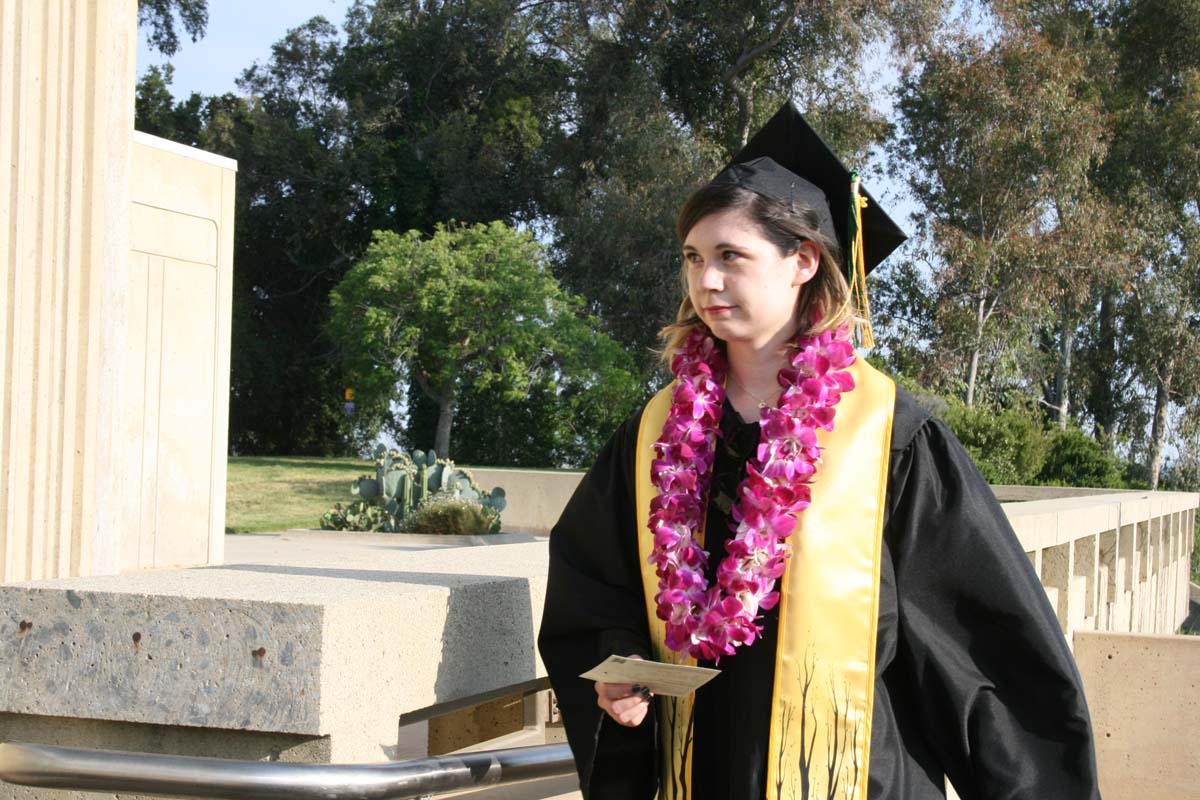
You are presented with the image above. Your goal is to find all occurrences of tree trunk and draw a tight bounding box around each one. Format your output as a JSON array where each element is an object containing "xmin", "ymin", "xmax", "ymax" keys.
[
  {"xmin": 1090, "ymin": 291, "xmax": 1118, "ymax": 451},
  {"xmin": 1148, "ymin": 355, "xmax": 1174, "ymax": 490},
  {"xmin": 966, "ymin": 292, "xmax": 987, "ymax": 408},
  {"xmin": 735, "ymin": 88, "xmax": 752, "ymax": 148},
  {"xmin": 1057, "ymin": 325, "xmax": 1074, "ymax": 431},
  {"xmin": 434, "ymin": 391, "xmax": 456, "ymax": 459}
]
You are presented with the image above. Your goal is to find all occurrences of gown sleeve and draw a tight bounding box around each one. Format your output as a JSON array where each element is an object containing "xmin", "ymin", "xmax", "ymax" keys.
[
  {"xmin": 537, "ymin": 409, "xmax": 658, "ymax": 799},
  {"xmin": 885, "ymin": 416, "xmax": 1101, "ymax": 799}
]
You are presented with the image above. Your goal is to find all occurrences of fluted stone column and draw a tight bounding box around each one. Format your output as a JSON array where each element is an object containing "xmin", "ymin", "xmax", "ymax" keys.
[{"xmin": 1, "ymin": 0, "xmax": 139, "ymax": 581}]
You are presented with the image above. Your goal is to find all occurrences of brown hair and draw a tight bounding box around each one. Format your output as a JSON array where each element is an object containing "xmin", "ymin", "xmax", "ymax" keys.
[{"xmin": 658, "ymin": 183, "xmax": 858, "ymax": 366}]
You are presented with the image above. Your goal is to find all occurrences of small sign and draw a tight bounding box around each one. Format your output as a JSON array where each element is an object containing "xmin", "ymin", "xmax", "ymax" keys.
[{"xmin": 580, "ymin": 655, "xmax": 719, "ymax": 697}]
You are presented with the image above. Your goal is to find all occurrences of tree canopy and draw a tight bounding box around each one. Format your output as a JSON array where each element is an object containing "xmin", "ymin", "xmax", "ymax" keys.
[
  {"xmin": 328, "ymin": 222, "xmax": 640, "ymax": 460},
  {"xmin": 135, "ymin": 0, "xmax": 1200, "ymax": 488},
  {"xmin": 138, "ymin": 0, "xmax": 208, "ymax": 57}
]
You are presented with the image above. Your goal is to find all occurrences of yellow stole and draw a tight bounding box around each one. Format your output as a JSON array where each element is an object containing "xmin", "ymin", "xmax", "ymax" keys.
[{"xmin": 634, "ymin": 357, "xmax": 895, "ymax": 800}]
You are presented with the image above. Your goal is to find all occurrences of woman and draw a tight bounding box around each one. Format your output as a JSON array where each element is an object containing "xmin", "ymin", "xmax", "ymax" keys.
[{"xmin": 537, "ymin": 102, "xmax": 1100, "ymax": 800}]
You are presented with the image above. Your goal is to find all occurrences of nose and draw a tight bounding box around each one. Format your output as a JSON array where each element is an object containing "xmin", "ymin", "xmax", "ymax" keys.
[{"xmin": 696, "ymin": 259, "xmax": 723, "ymax": 292}]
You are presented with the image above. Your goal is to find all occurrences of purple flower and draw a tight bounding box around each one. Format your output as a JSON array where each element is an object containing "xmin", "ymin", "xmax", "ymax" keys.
[{"xmin": 648, "ymin": 325, "xmax": 856, "ymax": 659}]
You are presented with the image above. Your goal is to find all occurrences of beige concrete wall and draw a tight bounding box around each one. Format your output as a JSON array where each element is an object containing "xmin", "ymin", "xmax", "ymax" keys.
[
  {"xmin": 467, "ymin": 467, "xmax": 584, "ymax": 535},
  {"xmin": 1, "ymin": 2, "xmax": 234, "ymax": 582},
  {"xmin": 1, "ymin": 0, "xmax": 137, "ymax": 582},
  {"xmin": 1074, "ymin": 630, "xmax": 1200, "ymax": 800},
  {"xmin": 126, "ymin": 133, "xmax": 236, "ymax": 570}
]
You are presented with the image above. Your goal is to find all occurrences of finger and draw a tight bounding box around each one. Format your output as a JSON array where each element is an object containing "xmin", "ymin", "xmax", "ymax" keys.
[
  {"xmin": 611, "ymin": 702, "xmax": 650, "ymax": 727},
  {"xmin": 595, "ymin": 681, "xmax": 636, "ymax": 700},
  {"xmin": 595, "ymin": 686, "xmax": 629, "ymax": 713},
  {"xmin": 607, "ymin": 694, "xmax": 649, "ymax": 718}
]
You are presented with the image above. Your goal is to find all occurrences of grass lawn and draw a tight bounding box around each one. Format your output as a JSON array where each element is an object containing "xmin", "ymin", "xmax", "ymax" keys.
[{"xmin": 225, "ymin": 456, "xmax": 373, "ymax": 533}]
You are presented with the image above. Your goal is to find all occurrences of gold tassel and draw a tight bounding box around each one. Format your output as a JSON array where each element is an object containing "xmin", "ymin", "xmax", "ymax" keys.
[{"xmin": 849, "ymin": 174, "xmax": 875, "ymax": 349}]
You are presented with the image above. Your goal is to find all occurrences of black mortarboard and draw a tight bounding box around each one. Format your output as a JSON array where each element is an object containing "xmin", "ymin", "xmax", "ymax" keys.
[{"xmin": 708, "ymin": 100, "xmax": 907, "ymax": 274}]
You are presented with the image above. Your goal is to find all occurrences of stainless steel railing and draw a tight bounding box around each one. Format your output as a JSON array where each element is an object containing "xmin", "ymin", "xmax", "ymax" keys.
[{"xmin": 0, "ymin": 741, "xmax": 575, "ymax": 799}]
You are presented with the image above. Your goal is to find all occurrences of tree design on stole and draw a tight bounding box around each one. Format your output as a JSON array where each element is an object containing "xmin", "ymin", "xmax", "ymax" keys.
[
  {"xmin": 774, "ymin": 648, "xmax": 863, "ymax": 800},
  {"xmin": 660, "ymin": 694, "xmax": 696, "ymax": 800}
]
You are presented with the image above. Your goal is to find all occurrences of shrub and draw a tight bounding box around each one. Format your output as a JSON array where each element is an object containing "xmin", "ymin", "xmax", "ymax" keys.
[
  {"xmin": 941, "ymin": 400, "xmax": 1048, "ymax": 485},
  {"xmin": 1036, "ymin": 428, "xmax": 1126, "ymax": 489},
  {"xmin": 401, "ymin": 494, "xmax": 501, "ymax": 536}
]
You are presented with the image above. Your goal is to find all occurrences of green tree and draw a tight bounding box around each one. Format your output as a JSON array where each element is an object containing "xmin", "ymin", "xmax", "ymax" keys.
[
  {"xmin": 1037, "ymin": 428, "xmax": 1126, "ymax": 488},
  {"xmin": 138, "ymin": 0, "xmax": 208, "ymax": 57},
  {"xmin": 328, "ymin": 222, "xmax": 640, "ymax": 459},
  {"xmin": 134, "ymin": 64, "xmax": 206, "ymax": 144},
  {"xmin": 894, "ymin": 25, "xmax": 1108, "ymax": 408},
  {"xmin": 1097, "ymin": 0, "xmax": 1200, "ymax": 486},
  {"xmin": 941, "ymin": 399, "xmax": 1049, "ymax": 485},
  {"xmin": 548, "ymin": 0, "xmax": 946, "ymax": 373},
  {"xmin": 221, "ymin": 17, "xmax": 370, "ymax": 455},
  {"xmin": 336, "ymin": 0, "xmax": 569, "ymax": 228}
]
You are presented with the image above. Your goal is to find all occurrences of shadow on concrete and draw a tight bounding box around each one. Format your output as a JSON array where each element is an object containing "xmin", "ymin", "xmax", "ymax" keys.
[
  {"xmin": 210, "ymin": 564, "xmax": 528, "ymax": 588},
  {"xmin": 363, "ymin": 532, "xmax": 544, "ymax": 549},
  {"xmin": 432, "ymin": 571, "xmax": 537, "ymax": 709}
]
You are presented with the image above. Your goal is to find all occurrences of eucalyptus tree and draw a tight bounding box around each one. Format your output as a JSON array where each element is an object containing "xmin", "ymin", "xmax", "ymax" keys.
[
  {"xmin": 894, "ymin": 24, "xmax": 1108, "ymax": 408},
  {"xmin": 334, "ymin": 0, "xmax": 570, "ymax": 229},
  {"xmin": 1095, "ymin": 0, "xmax": 1200, "ymax": 486}
]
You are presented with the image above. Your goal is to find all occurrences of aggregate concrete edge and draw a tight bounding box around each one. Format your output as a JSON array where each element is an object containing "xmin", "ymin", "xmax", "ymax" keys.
[{"xmin": 0, "ymin": 537, "xmax": 551, "ymax": 752}]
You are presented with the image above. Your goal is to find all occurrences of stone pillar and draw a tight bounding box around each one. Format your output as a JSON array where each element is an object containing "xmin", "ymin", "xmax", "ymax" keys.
[{"xmin": 1, "ymin": 0, "xmax": 138, "ymax": 581}]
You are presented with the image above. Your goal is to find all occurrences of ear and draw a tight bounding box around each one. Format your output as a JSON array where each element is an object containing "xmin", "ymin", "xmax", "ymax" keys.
[{"xmin": 791, "ymin": 240, "xmax": 821, "ymax": 287}]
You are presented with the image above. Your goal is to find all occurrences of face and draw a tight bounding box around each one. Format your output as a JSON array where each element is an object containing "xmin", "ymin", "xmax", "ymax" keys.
[{"xmin": 683, "ymin": 208, "xmax": 819, "ymax": 350}]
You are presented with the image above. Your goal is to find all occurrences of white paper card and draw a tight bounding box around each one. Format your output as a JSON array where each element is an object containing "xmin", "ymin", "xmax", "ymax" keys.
[{"xmin": 579, "ymin": 655, "xmax": 720, "ymax": 697}]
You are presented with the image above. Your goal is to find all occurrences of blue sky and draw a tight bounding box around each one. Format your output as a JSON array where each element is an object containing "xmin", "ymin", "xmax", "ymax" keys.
[{"xmin": 137, "ymin": 0, "xmax": 356, "ymax": 98}]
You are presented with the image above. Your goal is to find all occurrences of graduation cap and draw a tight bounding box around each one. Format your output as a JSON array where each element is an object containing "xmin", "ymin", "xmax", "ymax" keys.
[{"xmin": 707, "ymin": 100, "xmax": 908, "ymax": 346}]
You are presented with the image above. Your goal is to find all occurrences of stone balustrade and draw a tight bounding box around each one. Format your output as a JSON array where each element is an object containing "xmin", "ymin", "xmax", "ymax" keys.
[
  {"xmin": 473, "ymin": 467, "xmax": 1198, "ymax": 641},
  {"xmin": 998, "ymin": 489, "xmax": 1196, "ymax": 640}
]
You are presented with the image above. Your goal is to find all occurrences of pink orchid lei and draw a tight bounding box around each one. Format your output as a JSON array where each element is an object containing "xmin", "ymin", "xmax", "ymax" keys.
[{"xmin": 648, "ymin": 325, "xmax": 857, "ymax": 661}]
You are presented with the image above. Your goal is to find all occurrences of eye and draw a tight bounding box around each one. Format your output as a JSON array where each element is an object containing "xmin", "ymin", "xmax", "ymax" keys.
[
  {"xmin": 684, "ymin": 251, "xmax": 703, "ymax": 265},
  {"xmin": 721, "ymin": 249, "xmax": 742, "ymax": 262}
]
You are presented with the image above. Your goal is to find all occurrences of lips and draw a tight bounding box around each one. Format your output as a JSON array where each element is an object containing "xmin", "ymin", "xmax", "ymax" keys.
[{"xmin": 704, "ymin": 305, "xmax": 734, "ymax": 314}]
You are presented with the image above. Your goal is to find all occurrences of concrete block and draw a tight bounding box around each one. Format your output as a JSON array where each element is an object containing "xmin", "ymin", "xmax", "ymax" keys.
[
  {"xmin": 1041, "ymin": 543, "xmax": 1071, "ymax": 633},
  {"xmin": 1071, "ymin": 534, "xmax": 1097, "ymax": 631},
  {"xmin": 1074, "ymin": 631, "xmax": 1200, "ymax": 800},
  {"xmin": 0, "ymin": 590, "xmax": 322, "ymax": 733},
  {"xmin": 0, "ymin": 533, "xmax": 550, "ymax": 764},
  {"xmin": 427, "ymin": 692, "xmax": 526, "ymax": 755}
]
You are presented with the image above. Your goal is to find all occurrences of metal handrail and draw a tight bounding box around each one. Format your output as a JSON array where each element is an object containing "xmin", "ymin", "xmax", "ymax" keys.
[{"xmin": 0, "ymin": 741, "xmax": 575, "ymax": 799}]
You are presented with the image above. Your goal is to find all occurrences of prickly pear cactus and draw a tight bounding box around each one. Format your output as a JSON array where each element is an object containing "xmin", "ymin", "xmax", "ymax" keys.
[{"xmin": 321, "ymin": 447, "xmax": 506, "ymax": 534}]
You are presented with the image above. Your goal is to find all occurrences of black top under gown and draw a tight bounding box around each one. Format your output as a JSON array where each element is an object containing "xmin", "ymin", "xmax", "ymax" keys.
[{"xmin": 537, "ymin": 387, "xmax": 1101, "ymax": 800}]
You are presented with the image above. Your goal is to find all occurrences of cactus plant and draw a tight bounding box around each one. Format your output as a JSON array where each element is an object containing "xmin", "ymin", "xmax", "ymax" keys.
[{"xmin": 321, "ymin": 447, "xmax": 505, "ymax": 534}]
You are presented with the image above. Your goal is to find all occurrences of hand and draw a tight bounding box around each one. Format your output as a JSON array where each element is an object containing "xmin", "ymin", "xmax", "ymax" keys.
[{"xmin": 594, "ymin": 656, "xmax": 652, "ymax": 727}]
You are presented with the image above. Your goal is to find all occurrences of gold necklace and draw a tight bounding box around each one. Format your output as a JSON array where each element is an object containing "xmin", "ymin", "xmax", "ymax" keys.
[{"xmin": 730, "ymin": 374, "xmax": 776, "ymax": 409}]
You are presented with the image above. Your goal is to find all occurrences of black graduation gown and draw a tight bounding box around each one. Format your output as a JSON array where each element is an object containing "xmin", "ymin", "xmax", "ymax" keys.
[{"xmin": 537, "ymin": 387, "xmax": 1101, "ymax": 800}]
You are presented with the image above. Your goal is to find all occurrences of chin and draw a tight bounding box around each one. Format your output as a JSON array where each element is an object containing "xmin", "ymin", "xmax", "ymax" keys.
[{"xmin": 699, "ymin": 317, "xmax": 734, "ymax": 336}]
